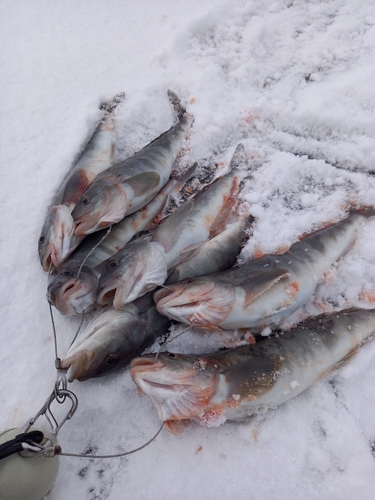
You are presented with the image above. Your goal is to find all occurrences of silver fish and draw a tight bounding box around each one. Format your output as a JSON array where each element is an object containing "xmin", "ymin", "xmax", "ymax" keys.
[
  {"xmin": 47, "ymin": 164, "xmax": 197, "ymax": 315},
  {"xmin": 166, "ymin": 212, "xmax": 253, "ymax": 284},
  {"xmin": 71, "ymin": 91, "xmax": 193, "ymax": 236},
  {"xmin": 60, "ymin": 293, "xmax": 170, "ymax": 381},
  {"xmin": 130, "ymin": 308, "xmax": 375, "ymax": 434},
  {"xmin": 97, "ymin": 145, "xmax": 249, "ymax": 308},
  {"xmin": 154, "ymin": 211, "xmax": 367, "ymax": 330},
  {"xmin": 38, "ymin": 93, "xmax": 125, "ymax": 271}
]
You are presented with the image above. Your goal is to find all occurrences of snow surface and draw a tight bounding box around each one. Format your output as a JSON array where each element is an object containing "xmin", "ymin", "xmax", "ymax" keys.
[{"xmin": 2, "ymin": 0, "xmax": 375, "ymax": 498}]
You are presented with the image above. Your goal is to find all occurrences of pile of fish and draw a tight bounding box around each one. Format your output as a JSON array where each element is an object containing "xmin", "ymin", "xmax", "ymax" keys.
[{"xmin": 39, "ymin": 91, "xmax": 375, "ymax": 435}]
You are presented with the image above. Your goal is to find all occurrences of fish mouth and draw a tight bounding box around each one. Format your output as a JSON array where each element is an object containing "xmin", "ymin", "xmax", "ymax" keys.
[
  {"xmin": 61, "ymin": 350, "xmax": 95, "ymax": 382},
  {"xmin": 130, "ymin": 355, "xmax": 218, "ymax": 423},
  {"xmin": 97, "ymin": 285, "xmax": 117, "ymax": 306},
  {"xmin": 154, "ymin": 282, "xmax": 234, "ymax": 328},
  {"xmin": 49, "ymin": 277, "xmax": 96, "ymax": 315},
  {"xmin": 42, "ymin": 250, "xmax": 55, "ymax": 272},
  {"xmin": 153, "ymin": 287, "xmax": 184, "ymax": 311},
  {"xmin": 74, "ymin": 216, "xmax": 96, "ymax": 237}
]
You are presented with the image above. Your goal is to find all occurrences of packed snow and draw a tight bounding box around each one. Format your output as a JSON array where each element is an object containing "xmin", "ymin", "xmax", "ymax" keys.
[{"xmin": 1, "ymin": 0, "xmax": 375, "ymax": 498}]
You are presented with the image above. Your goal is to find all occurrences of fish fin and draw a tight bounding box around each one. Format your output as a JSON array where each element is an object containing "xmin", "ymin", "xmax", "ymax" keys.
[
  {"xmin": 165, "ymin": 267, "xmax": 180, "ymax": 285},
  {"xmin": 209, "ymin": 195, "xmax": 238, "ymax": 239},
  {"xmin": 153, "ymin": 198, "xmax": 195, "ymax": 252},
  {"xmin": 126, "ymin": 172, "xmax": 161, "ymax": 196},
  {"xmin": 317, "ymin": 346, "xmax": 359, "ymax": 381},
  {"xmin": 100, "ymin": 92, "xmax": 126, "ymax": 114},
  {"xmin": 167, "ymin": 90, "xmax": 186, "ymax": 118},
  {"xmin": 62, "ymin": 169, "xmax": 91, "ymax": 204},
  {"xmin": 170, "ymin": 162, "xmax": 198, "ymax": 187},
  {"xmin": 240, "ymin": 269, "xmax": 290, "ymax": 308},
  {"xmin": 223, "ymin": 354, "xmax": 281, "ymax": 399},
  {"xmin": 180, "ymin": 241, "xmax": 206, "ymax": 255},
  {"xmin": 164, "ymin": 419, "xmax": 190, "ymax": 435}
]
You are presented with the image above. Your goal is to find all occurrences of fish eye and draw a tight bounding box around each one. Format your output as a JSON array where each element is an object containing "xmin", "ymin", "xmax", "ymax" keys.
[
  {"xmin": 104, "ymin": 353, "xmax": 120, "ymax": 367},
  {"xmin": 63, "ymin": 270, "xmax": 73, "ymax": 276},
  {"xmin": 38, "ymin": 235, "xmax": 45, "ymax": 244},
  {"xmin": 107, "ymin": 260, "xmax": 119, "ymax": 270},
  {"xmin": 80, "ymin": 196, "xmax": 91, "ymax": 206},
  {"xmin": 166, "ymin": 352, "xmax": 179, "ymax": 359},
  {"xmin": 183, "ymin": 278, "xmax": 194, "ymax": 284}
]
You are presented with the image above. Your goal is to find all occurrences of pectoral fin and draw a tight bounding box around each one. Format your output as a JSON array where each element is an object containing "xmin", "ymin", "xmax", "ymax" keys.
[
  {"xmin": 239, "ymin": 269, "xmax": 290, "ymax": 307},
  {"xmin": 62, "ymin": 169, "xmax": 91, "ymax": 204},
  {"xmin": 223, "ymin": 353, "xmax": 281, "ymax": 400},
  {"xmin": 126, "ymin": 172, "xmax": 161, "ymax": 196},
  {"xmin": 164, "ymin": 419, "xmax": 190, "ymax": 435}
]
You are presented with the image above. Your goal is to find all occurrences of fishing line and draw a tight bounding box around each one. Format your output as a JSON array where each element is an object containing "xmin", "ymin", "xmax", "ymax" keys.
[
  {"xmin": 58, "ymin": 422, "xmax": 164, "ymax": 459},
  {"xmin": 154, "ymin": 324, "xmax": 194, "ymax": 362},
  {"xmin": 68, "ymin": 311, "xmax": 85, "ymax": 350},
  {"xmin": 48, "ymin": 303, "xmax": 59, "ymax": 364},
  {"xmin": 76, "ymin": 225, "xmax": 112, "ymax": 281}
]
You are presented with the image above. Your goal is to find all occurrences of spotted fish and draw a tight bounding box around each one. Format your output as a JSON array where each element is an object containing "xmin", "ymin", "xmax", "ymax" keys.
[
  {"xmin": 71, "ymin": 91, "xmax": 193, "ymax": 236},
  {"xmin": 131, "ymin": 308, "xmax": 375, "ymax": 434},
  {"xmin": 154, "ymin": 211, "xmax": 368, "ymax": 330},
  {"xmin": 38, "ymin": 93, "xmax": 125, "ymax": 271}
]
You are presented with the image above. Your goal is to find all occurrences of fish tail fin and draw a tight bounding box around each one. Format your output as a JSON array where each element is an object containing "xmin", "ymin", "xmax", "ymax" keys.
[
  {"xmin": 170, "ymin": 162, "xmax": 198, "ymax": 188},
  {"xmin": 100, "ymin": 92, "xmax": 126, "ymax": 114},
  {"xmin": 167, "ymin": 89, "xmax": 187, "ymax": 118},
  {"xmin": 354, "ymin": 206, "xmax": 375, "ymax": 218}
]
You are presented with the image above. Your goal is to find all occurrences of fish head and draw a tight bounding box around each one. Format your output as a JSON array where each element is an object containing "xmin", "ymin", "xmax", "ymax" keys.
[
  {"xmin": 72, "ymin": 178, "xmax": 129, "ymax": 236},
  {"xmin": 130, "ymin": 352, "xmax": 219, "ymax": 423},
  {"xmin": 38, "ymin": 205, "xmax": 78, "ymax": 271},
  {"xmin": 97, "ymin": 243, "xmax": 168, "ymax": 308},
  {"xmin": 47, "ymin": 263, "xmax": 100, "ymax": 315},
  {"xmin": 154, "ymin": 277, "xmax": 235, "ymax": 328},
  {"xmin": 61, "ymin": 307, "xmax": 144, "ymax": 380}
]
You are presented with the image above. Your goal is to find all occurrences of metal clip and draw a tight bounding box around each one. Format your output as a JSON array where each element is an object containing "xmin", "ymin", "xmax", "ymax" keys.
[{"xmin": 22, "ymin": 371, "xmax": 78, "ymax": 436}]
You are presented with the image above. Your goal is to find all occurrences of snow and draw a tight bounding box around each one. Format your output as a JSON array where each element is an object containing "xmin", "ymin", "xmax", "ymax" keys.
[{"xmin": 1, "ymin": 0, "xmax": 375, "ymax": 499}]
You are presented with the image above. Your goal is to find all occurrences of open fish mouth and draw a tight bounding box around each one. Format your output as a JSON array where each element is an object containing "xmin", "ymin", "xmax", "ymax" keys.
[
  {"xmin": 48, "ymin": 205, "xmax": 78, "ymax": 267},
  {"xmin": 97, "ymin": 285, "xmax": 117, "ymax": 306},
  {"xmin": 61, "ymin": 350, "xmax": 96, "ymax": 382},
  {"xmin": 153, "ymin": 282, "xmax": 234, "ymax": 328},
  {"xmin": 130, "ymin": 354, "xmax": 218, "ymax": 422}
]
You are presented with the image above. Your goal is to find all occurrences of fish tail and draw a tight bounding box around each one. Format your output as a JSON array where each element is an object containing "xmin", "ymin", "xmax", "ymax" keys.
[
  {"xmin": 99, "ymin": 92, "xmax": 126, "ymax": 114},
  {"xmin": 167, "ymin": 89, "xmax": 187, "ymax": 118},
  {"xmin": 171, "ymin": 162, "xmax": 198, "ymax": 187},
  {"xmin": 354, "ymin": 206, "xmax": 375, "ymax": 218}
]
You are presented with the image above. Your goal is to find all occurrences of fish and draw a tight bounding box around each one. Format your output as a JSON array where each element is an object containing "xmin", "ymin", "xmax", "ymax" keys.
[
  {"xmin": 97, "ymin": 144, "xmax": 250, "ymax": 309},
  {"xmin": 71, "ymin": 90, "xmax": 193, "ymax": 236},
  {"xmin": 38, "ymin": 93, "xmax": 125, "ymax": 271},
  {"xmin": 47, "ymin": 163, "xmax": 197, "ymax": 315},
  {"xmin": 59, "ymin": 207, "xmax": 251, "ymax": 380},
  {"xmin": 154, "ymin": 211, "xmax": 368, "ymax": 330},
  {"xmin": 60, "ymin": 293, "xmax": 171, "ymax": 381},
  {"xmin": 165, "ymin": 212, "xmax": 253, "ymax": 285},
  {"xmin": 130, "ymin": 308, "xmax": 375, "ymax": 434}
]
